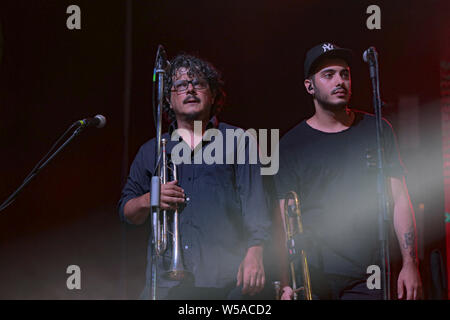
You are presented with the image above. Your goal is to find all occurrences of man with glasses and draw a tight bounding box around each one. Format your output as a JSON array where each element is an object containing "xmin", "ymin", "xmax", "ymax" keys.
[
  {"xmin": 275, "ymin": 43, "xmax": 422, "ymax": 300},
  {"xmin": 118, "ymin": 54, "xmax": 272, "ymax": 299}
]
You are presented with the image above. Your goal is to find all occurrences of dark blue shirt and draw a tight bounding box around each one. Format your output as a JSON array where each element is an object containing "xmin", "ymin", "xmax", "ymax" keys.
[{"xmin": 118, "ymin": 117, "xmax": 271, "ymax": 290}]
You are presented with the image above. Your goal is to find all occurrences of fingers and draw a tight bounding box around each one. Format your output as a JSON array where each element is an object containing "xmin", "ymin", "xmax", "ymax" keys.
[
  {"xmin": 281, "ymin": 292, "xmax": 292, "ymax": 300},
  {"xmin": 259, "ymin": 274, "xmax": 266, "ymax": 293},
  {"xmin": 397, "ymin": 279, "xmax": 404, "ymax": 300},
  {"xmin": 398, "ymin": 280, "xmax": 420, "ymax": 300},
  {"xmin": 161, "ymin": 181, "xmax": 185, "ymax": 198},
  {"xmin": 162, "ymin": 188, "xmax": 185, "ymax": 198},
  {"xmin": 241, "ymin": 268, "xmax": 265, "ymax": 296},
  {"xmin": 160, "ymin": 200, "xmax": 185, "ymax": 210},
  {"xmin": 405, "ymin": 281, "xmax": 420, "ymax": 300},
  {"xmin": 236, "ymin": 264, "xmax": 243, "ymax": 288},
  {"xmin": 281, "ymin": 287, "xmax": 294, "ymax": 300},
  {"xmin": 160, "ymin": 181, "xmax": 185, "ymax": 210},
  {"xmin": 406, "ymin": 286, "xmax": 413, "ymax": 300},
  {"xmin": 241, "ymin": 273, "xmax": 249, "ymax": 294},
  {"xmin": 238, "ymin": 247, "xmax": 265, "ymax": 297},
  {"xmin": 255, "ymin": 272, "xmax": 265, "ymax": 294},
  {"xmin": 242, "ymin": 271, "xmax": 252, "ymax": 295}
]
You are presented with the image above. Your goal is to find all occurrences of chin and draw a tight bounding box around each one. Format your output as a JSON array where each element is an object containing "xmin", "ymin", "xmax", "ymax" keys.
[
  {"xmin": 183, "ymin": 111, "xmax": 204, "ymax": 121},
  {"xmin": 322, "ymin": 101, "xmax": 347, "ymax": 111}
]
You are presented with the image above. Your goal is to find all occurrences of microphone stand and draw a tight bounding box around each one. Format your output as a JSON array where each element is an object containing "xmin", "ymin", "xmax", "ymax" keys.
[
  {"xmin": 0, "ymin": 124, "xmax": 88, "ymax": 213},
  {"xmin": 366, "ymin": 48, "xmax": 391, "ymax": 300},
  {"xmin": 150, "ymin": 45, "xmax": 167, "ymax": 300}
]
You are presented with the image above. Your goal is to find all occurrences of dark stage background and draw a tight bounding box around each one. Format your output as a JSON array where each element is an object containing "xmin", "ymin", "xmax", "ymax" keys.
[{"xmin": 0, "ymin": 0, "xmax": 448, "ymax": 299}]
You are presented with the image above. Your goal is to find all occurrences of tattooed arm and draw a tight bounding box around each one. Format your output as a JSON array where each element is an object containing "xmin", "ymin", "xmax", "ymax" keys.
[{"xmin": 391, "ymin": 176, "xmax": 422, "ymax": 300}]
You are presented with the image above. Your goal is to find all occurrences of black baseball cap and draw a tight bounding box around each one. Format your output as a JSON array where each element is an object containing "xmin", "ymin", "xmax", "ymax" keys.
[{"xmin": 304, "ymin": 42, "xmax": 353, "ymax": 78}]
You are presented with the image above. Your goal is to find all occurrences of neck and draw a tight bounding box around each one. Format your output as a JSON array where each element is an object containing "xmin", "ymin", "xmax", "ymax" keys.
[
  {"xmin": 176, "ymin": 119, "xmax": 207, "ymax": 132},
  {"xmin": 175, "ymin": 118, "xmax": 208, "ymax": 149},
  {"xmin": 307, "ymin": 103, "xmax": 354, "ymax": 133}
]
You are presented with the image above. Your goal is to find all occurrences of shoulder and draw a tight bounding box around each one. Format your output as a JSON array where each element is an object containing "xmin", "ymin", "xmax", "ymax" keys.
[
  {"xmin": 135, "ymin": 133, "xmax": 171, "ymax": 157},
  {"xmin": 280, "ymin": 120, "xmax": 309, "ymax": 146},
  {"xmin": 350, "ymin": 109, "xmax": 399, "ymax": 147},
  {"xmin": 138, "ymin": 137, "xmax": 156, "ymax": 154},
  {"xmin": 351, "ymin": 109, "xmax": 394, "ymax": 131}
]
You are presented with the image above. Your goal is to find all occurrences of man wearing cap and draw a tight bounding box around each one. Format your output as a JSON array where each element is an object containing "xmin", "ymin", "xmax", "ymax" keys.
[{"xmin": 274, "ymin": 43, "xmax": 422, "ymax": 299}]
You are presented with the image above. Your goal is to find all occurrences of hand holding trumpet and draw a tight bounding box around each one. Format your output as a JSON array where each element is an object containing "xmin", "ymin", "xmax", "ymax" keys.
[
  {"xmin": 159, "ymin": 180, "xmax": 186, "ymax": 210},
  {"xmin": 123, "ymin": 180, "xmax": 187, "ymax": 225}
]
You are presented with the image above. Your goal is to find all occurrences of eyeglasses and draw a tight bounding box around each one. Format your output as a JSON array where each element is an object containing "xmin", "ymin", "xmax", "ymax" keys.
[{"xmin": 171, "ymin": 79, "xmax": 208, "ymax": 94}]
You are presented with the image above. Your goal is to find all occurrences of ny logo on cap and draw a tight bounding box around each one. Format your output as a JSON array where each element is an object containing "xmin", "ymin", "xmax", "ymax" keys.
[{"xmin": 322, "ymin": 43, "xmax": 334, "ymax": 52}]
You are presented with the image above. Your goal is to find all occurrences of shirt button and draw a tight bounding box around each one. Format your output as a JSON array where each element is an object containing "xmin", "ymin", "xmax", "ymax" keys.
[{"xmin": 184, "ymin": 245, "xmax": 189, "ymax": 250}]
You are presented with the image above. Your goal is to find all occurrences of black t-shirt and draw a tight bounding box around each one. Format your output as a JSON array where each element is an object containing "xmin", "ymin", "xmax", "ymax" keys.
[{"xmin": 274, "ymin": 110, "xmax": 405, "ymax": 279}]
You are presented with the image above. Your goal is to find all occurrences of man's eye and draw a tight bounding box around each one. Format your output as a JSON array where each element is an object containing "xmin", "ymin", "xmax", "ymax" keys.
[{"xmin": 175, "ymin": 81, "xmax": 187, "ymax": 89}]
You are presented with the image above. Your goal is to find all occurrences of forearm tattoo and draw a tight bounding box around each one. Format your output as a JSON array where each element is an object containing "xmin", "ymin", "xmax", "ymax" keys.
[{"xmin": 402, "ymin": 228, "xmax": 417, "ymax": 261}]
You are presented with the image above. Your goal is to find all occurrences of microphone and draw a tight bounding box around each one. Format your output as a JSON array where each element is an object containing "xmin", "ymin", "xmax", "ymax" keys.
[
  {"xmin": 155, "ymin": 45, "xmax": 170, "ymax": 72},
  {"xmin": 363, "ymin": 46, "xmax": 378, "ymax": 64},
  {"xmin": 363, "ymin": 47, "xmax": 378, "ymax": 79},
  {"xmin": 75, "ymin": 114, "xmax": 107, "ymax": 128}
]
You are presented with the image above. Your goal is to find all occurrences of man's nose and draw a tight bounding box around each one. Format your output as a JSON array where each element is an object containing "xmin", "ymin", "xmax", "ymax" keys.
[
  {"xmin": 186, "ymin": 82, "xmax": 196, "ymax": 93},
  {"xmin": 335, "ymin": 75, "xmax": 346, "ymax": 87}
]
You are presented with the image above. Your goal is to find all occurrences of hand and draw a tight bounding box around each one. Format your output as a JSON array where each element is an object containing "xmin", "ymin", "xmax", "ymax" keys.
[
  {"xmin": 160, "ymin": 180, "xmax": 185, "ymax": 210},
  {"xmin": 280, "ymin": 286, "xmax": 294, "ymax": 300},
  {"xmin": 397, "ymin": 261, "xmax": 422, "ymax": 300},
  {"xmin": 236, "ymin": 246, "xmax": 265, "ymax": 296},
  {"xmin": 138, "ymin": 180, "xmax": 185, "ymax": 211}
]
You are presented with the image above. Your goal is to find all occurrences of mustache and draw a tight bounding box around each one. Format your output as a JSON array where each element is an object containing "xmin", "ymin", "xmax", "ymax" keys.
[
  {"xmin": 183, "ymin": 95, "xmax": 200, "ymax": 104},
  {"xmin": 331, "ymin": 87, "xmax": 348, "ymax": 94}
]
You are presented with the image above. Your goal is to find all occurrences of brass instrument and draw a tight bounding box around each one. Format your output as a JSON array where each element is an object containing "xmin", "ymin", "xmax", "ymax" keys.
[
  {"xmin": 151, "ymin": 138, "xmax": 189, "ymax": 299},
  {"xmin": 283, "ymin": 191, "xmax": 312, "ymax": 300},
  {"xmin": 162, "ymin": 139, "xmax": 188, "ymax": 280},
  {"xmin": 160, "ymin": 138, "xmax": 188, "ymax": 280}
]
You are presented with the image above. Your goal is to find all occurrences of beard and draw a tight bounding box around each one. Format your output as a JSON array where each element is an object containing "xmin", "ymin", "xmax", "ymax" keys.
[
  {"xmin": 183, "ymin": 110, "xmax": 204, "ymax": 121},
  {"xmin": 314, "ymin": 88, "xmax": 351, "ymax": 111},
  {"xmin": 176, "ymin": 104, "xmax": 212, "ymax": 122}
]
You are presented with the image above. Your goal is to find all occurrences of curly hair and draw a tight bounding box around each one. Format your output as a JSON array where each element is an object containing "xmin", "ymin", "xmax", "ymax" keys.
[{"xmin": 163, "ymin": 54, "xmax": 226, "ymax": 123}]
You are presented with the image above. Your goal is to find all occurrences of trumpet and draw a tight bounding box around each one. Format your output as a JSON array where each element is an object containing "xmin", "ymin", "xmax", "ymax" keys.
[
  {"xmin": 151, "ymin": 138, "xmax": 189, "ymax": 299},
  {"xmin": 282, "ymin": 191, "xmax": 312, "ymax": 300},
  {"xmin": 160, "ymin": 138, "xmax": 188, "ymax": 280},
  {"xmin": 161, "ymin": 138, "xmax": 188, "ymax": 280}
]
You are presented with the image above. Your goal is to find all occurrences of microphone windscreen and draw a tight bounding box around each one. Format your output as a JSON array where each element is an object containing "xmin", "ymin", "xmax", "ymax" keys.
[
  {"xmin": 363, "ymin": 50, "xmax": 369, "ymax": 63},
  {"xmin": 94, "ymin": 114, "xmax": 107, "ymax": 128}
]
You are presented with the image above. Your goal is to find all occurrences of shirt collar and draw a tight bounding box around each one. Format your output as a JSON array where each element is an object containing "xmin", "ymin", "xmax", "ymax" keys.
[{"xmin": 168, "ymin": 115, "xmax": 219, "ymax": 135}]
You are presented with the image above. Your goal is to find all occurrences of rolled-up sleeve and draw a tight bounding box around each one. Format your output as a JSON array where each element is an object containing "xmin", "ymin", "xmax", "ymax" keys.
[{"xmin": 118, "ymin": 142, "xmax": 154, "ymax": 223}]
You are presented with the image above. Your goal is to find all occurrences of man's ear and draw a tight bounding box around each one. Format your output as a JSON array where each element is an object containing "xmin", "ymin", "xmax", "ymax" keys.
[{"xmin": 304, "ymin": 78, "xmax": 314, "ymax": 95}]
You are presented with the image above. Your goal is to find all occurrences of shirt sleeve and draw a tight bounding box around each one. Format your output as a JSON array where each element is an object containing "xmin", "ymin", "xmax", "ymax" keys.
[
  {"xmin": 273, "ymin": 134, "xmax": 300, "ymax": 200},
  {"xmin": 382, "ymin": 119, "xmax": 407, "ymax": 178},
  {"xmin": 117, "ymin": 142, "xmax": 154, "ymax": 224},
  {"xmin": 235, "ymin": 131, "xmax": 272, "ymax": 249}
]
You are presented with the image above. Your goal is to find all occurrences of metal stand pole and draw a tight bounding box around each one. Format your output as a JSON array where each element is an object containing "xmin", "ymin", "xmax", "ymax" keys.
[{"xmin": 366, "ymin": 47, "xmax": 391, "ymax": 300}]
